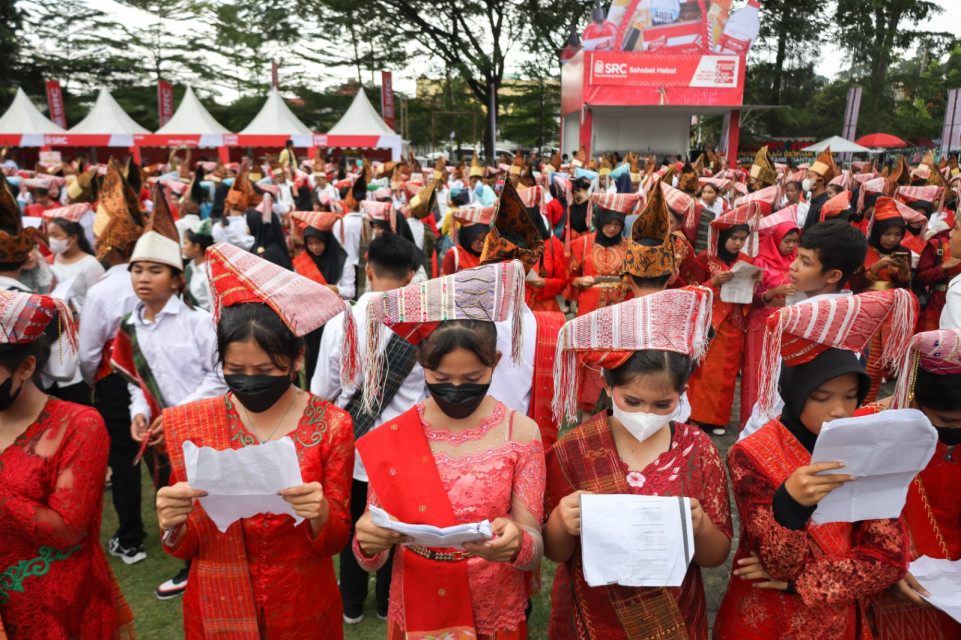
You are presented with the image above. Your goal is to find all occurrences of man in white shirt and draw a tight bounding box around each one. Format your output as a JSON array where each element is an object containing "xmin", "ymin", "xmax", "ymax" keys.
[
  {"xmin": 940, "ymin": 215, "xmax": 961, "ymax": 329},
  {"xmin": 332, "ymin": 178, "xmax": 368, "ymax": 300},
  {"xmin": 311, "ymin": 233, "xmax": 420, "ymax": 624}
]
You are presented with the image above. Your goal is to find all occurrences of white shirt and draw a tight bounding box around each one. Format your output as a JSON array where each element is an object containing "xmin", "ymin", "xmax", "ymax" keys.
[
  {"xmin": 407, "ymin": 218, "xmax": 426, "ymax": 251},
  {"xmin": 311, "ymin": 182, "xmax": 340, "ymax": 203},
  {"xmin": 51, "ymin": 254, "xmax": 105, "ymax": 316},
  {"xmin": 188, "ymin": 259, "xmax": 213, "ymax": 312},
  {"xmin": 940, "ymin": 273, "xmax": 961, "ymax": 329},
  {"xmin": 212, "ymin": 216, "xmax": 255, "ymax": 251},
  {"xmin": 738, "ymin": 290, "xmax": 853, "ymax": 441},
  {"xmin": 125, "ymin": 295, "xmax": 226, "ymax": 421},
  {"xmin": 794, "ymin": 201, "xmax": 812, "ymax": 228},
  {"xmin": 699, "ymin": 199, "xmax": 725, "ymax": 217},
  {"xmin": 311, "ymin": 291, "xmax": 427, "ymax": 481},
  {"xmin": 332, "ymin": 212, "xmax": 364, "ymax": 268},
  {"xmin": 491, "ymin": 303, "xmax": 537, "ymax": 416},
  {"xmin": 330, "ymin": 255, "xmax": 357, "ymax": 301},
  {"xmin": 77, "ymin": 264, "xmax": 141, "ymax": 385}
]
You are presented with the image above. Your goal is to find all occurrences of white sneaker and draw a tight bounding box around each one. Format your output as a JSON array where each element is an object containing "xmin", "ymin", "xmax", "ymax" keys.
[
  {"xmin": 343, "ymin": 612, "xmax": 364, "ymax": 624},
  {"xmin": 107, "ymin": 536, "xmax": 147, "ymax": 565},
  {"xmin": 156, "ymin": 566, "xmax": 189, "ymax": 600},
  {"xmin": 712, "ymin": 426, "xmax": 727, "ymax": 436}
]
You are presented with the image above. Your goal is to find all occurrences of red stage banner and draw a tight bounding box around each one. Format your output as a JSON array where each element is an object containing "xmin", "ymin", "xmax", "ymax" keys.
[
  {"xmin": 588, "ymin": 52, "xmax": 740, "ymax": 88},
  {"xmin": 157, "ymin": 80, "xmax": 174, "ymax": 128},
  {"xmin": 45, "ymin": 81, "xmax": 67, "ymax": 129},
  {"xmin": 381, "ymin": 71, "xmax": 396, "ymax": 131}
]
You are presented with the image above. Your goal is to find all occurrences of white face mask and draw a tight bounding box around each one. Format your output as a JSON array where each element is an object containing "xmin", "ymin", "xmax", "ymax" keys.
[
  {"xmin": 48, "ymin": 237, "xmax": 69, "ymax": 254},
  {"xmin": 801, "ymin": 178, "xmax": 813, "ymax": 193},
  {"xmin": 612, "ymin": 400, "xmax": 673, "ymax": 443}
]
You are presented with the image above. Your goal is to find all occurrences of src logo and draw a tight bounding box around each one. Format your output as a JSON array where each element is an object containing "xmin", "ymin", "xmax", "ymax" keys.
[{"xmin": 594, "ymin": 60, "xmax": 628, "ymax": 77}]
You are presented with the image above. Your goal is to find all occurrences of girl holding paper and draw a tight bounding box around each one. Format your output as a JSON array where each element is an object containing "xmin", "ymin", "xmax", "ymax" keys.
[
  {"xmin": 544, "ymin": 287, "xmax": 733, "ymax": 640},
  {"xmin": 714, "ymin": 289, "xmax": 917, "ymax": 640},
  {"xmin": 685, "ymin": 205, "xmax": 759, "ymax": 435},
  {"xmin": 155, "ymin": 243, "xmax": 356, "ymax": 638},
  {"xmin": 352, "ymin": 261, "xmax": 546, "ymax": 640},
  {"xmin": 852, "ymin": 329, "xmax": 961, "ymax": 640}
]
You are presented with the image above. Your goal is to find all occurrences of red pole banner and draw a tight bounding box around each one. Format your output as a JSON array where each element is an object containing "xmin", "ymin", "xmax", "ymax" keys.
[
  {"xmin": 381, "ymin": 71, "xmax": 396, "ymax": 131},
  {"xmin": 157, "ymin": 80, "xmax": 174, "ymax": 128},
  {"xmin": 942, "ymin": 88, "xmax": 961, "ymax": 156},
  {"xmin": 45, "ymin": 81, "xmax": 67, "ymax": 129},
  {"xmin": 271, "ymin": 61, "xmax": 279, "ymax": 90}
]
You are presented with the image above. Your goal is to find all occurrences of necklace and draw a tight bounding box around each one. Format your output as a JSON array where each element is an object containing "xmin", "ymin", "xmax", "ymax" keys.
[{"xmin": 240, "ymin": 388, "xmax": 299, "ymax": 443}]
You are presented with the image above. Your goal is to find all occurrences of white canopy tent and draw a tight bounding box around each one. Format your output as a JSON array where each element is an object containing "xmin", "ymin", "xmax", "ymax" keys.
[
  {"xmin": 0, "ymin": 87, "xmax": 67, "ymax": 138},
  {"xmin": 70, "ymin": 89, "xmax": 149, "ymax": 135},
  {"xmin": 800, "ymin": 135, "xmax": 873, "ymax": 154},
  {"xmin": 155, "ymin": 86, "xmax": 230, "ymax": 135},
  {"xmin": 239, "ymin": 88, "xmax": 312, "ymax": 136},
  {"xmin": 328, "ymin": 88, "xmax": 395, "ymax": 136}
]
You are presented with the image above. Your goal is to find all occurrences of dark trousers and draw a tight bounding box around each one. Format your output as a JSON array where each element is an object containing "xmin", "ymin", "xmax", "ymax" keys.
[
  {"xmin": 96, "ymin": 373, "xmax": 171, "ymax": 547},
  {"xmin": 340, "ymin": 479, "xmax": 394, "ymax": 616}
]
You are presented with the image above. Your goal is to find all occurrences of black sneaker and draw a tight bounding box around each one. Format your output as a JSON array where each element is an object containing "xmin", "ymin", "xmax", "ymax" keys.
[
  {"xmin": 156, "ymin": 566, "xmax": 190, "ymax": 600},
  {"xmin": 108, "ymin": 536, "xmax": 146, "ymax": 565}
]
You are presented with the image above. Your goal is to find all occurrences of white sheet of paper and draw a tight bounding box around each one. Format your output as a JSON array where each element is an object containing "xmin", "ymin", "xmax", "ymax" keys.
[
  {"xmin": 368, "ymin": 505, "xmax": 492, "ymax": 549},
  {"xmin": 580, "ymin": 494, "xmax": 694, "ymax": 588},
  {"xmin": 809, "ymin": 408, "xmax": 937, "ymax": 524},
  {"xmin": 182, "ymin": 437, "xmax": 305, "ymax": 533},
  {"xmin": 22, "ymin": 216, "xmax": 43, "ymax": 229},
  {"xmin": 526, "ymin": 268, "xmax": 539, "ymax": 282},
  {"xmin": 719, "ymin": 261, "xmax": 762, "ymax": 304},
  {"xmin": 47, "ymin": 276, "xmax": 77, "ymax": 303},
  {"xmin": 911, "ymin": 555, "xmax": 961, "ymax": 624}
]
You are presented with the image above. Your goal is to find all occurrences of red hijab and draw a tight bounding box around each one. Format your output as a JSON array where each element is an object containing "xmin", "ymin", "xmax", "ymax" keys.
[{"xmin": 754, "ymin": 221, "xmax": 798, "ymax": 291}]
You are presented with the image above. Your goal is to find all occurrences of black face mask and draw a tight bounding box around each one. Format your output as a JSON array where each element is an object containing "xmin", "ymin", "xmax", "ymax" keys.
[
  {"xmin": 426, "ymin": 381, "xmax": 491, "ymax": 419},
  {"xmin": 936, "ymin": 427, "xmax": 961, "ymax": 447},
  {"xmin": 224, "ymin": 374, "xmax": 292, "ymax": 414},
  {"xmin": 0, "ymin": 376, "xmax": 22, "ymax": 413}
]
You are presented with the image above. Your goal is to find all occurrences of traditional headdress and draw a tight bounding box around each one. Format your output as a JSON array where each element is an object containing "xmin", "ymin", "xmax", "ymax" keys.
[
  {"xmin": 0, "ymin": 173, "xmax": 36, "ymax": 264},
  {"xmin": 809, "ymin": 147, "xmax": 838, "ymax": 184},
  {"xmin": 588, "ymin": 192, "xmax": 642, "ymax": 228},
  {"xmin": 291, "ymin": 209, "xmax": 341, "ymax": 233},
  {"xmin": 678, "ymin": 160, "xmax": 700, "ymax": 193},
  {"xmin": 571, "ymin": 145, "xmax": 587, "ymax": 169},
  {"xmin": 480, "ymin": 180, "xmax": 545, "ymax": 271},
  {"xmin": 818, "ymin": 190, "xmax": 853, "ymax": 222},
  {"xmin": 129, "ymin": 181, "xmax": 183, "ymax": 270},
  {"xmin": 206, "ymin": 242, "xmax": 357, "ymax": 380},
  {"xmin": 552, "ymin": 287, "xmax": 714, "ymax": 421},
  {"xmin": 66, "ymin": 167, "xmax": 99, "ymax": 204},
  {"xmin": 750, "ymin": 146, "xmax": 778, "ymax": 187},
  {"xmin": 892, "ymin": 329, "xmax": 961, "ymax": 409},
  {"xmin": 895, "ymin": 185, "xmax": 945, "ymax": 211},
  {"xmin": 225, "ymin": 171, "xmax": 261, "ymax": 211},
  {"xmin": 469, "ymin": 155, "xmax": 485, "ymax": 179},
  {"xmin": 408, "ymin": 181, "xmax": 438, "ymax": 220},
  {"xmin": 623, "ymin": 180, "xmax": 677, "ymax": 279},
  {"xmin": 362, "ymin": 260, "xmax": 527, "ymax": 411},
  {"xmin": 756, "ymin": 289, "xmax": 919, "ymax": 420},
  {"xmin": 93, "ymin": 158, "xmax": 147, "ymax": 261},
  {"xmin": 360, "ymin": 200, "xmax": 396, "ymax": 233},
  {"xmin": 0, "ymin": 290, "xmax": 78, "ymax": 355},
  {"xmin": 708, "ymin": 204, "xmax": 759, "ymax": 260}
]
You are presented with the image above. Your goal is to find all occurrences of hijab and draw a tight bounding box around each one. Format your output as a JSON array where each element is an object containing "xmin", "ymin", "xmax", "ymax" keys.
[
  {"xmin": 715, "ymin": 224, "xmax": 750, "ymax": 265},
  {"xmin": 527, "ymin": 206, "xmax": 552, "ymax": 241},
  {"xmin": 754, "ymin": 222, "xmax": 798, "ymax": 291},
  {"xmin": 868, "ymin": 216, "xmax": 905, "ymax": 255},
  {"xmin": 303, "ymin": 226, "xmax": 347, "ymax": 285},
  {"xmin": 246, "ymin": 209, "xmax": 293, "ymax": 270},
  {"xmin": 570, "ymin": 198, "xmax": 589, "ymax": 233},
  {"xmin": 593, "ymin": 206, "xmax": 625, "ymax": 248},
  {"xmin": 778, "ymin": 348, "xmax": 870, "ymax": 453},
  {"xmin": 458, "ymin": 223, "xmax": 490, "ymax": 256}
]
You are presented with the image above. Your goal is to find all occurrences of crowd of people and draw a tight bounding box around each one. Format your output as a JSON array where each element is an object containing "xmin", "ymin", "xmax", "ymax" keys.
[{"xmin": 0, "ymin": 138, "xmax": 959, "ymax": 639}]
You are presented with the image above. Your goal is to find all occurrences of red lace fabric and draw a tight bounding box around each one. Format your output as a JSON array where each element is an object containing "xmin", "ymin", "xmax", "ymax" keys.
[
  {"xmin": 166, "ymin": 394, "xmax": 354, "ymax": 639},
  {"xmin": 0, "ymin": 398, "xmax": 124, "ymax": 639},
  {"xmin": 357, "ymin": 400, "xmax": 546, "ymax": 636}
]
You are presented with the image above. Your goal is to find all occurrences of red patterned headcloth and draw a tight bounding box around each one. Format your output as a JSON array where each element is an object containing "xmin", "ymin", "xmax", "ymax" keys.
[
  {"xmin": 517, "ymin": 185, "xmax": 542, "ymax": 209},
  {"xmin": 818, "ymin": 190, "xmax": 852, "ymax": 222},
  {"xmin": 205, "ymin": 243, "xmax": 358, "ymax": 382},
  {"xmin": 552, "ymin": 286, "xmax": 714, "ymax": 422},
  {"xmin": 895, "ymin": 185, "xmax": 945, "ymax": 210},
  {"xmin": 738, "ymin": 183, "xmax": 781, "ymax": 212},
  {"xmin": 41, "ymin": 203, "xmax": 93, "ymax": 224},
  {"xmin": 291, "ymin": 210, "xmax": 342, "ymax": 233},
  {"xmin": 892, "ymin": 329, "xmax": 961, "ymax": 409},
  {"xmin": 587, "ymin": 192, "xmax": 642, "ymax": 228},
  {"xmin": 757, "ymin": 289, "xmax": 919, "ymax": 420},
  {"xmin": 362, "ymin": 260, "xmax": 527, "ymax": 413},
  {"xmin": 360, "ymin": 200, "xmax": 396, "ymax": 232},
  {"xmin": 707, "ymin": 203, "xmax": 760, "ymax": 260},
  {"xmin": 660, "ymin": 181, "xmax": 697, "ymax": 237},
  {"xmin": 758, "ymin": 205, "xmax": 798, "ymax": 235},
  {"xmin": 0, "ymin": 290, "xmax": 78, "ymax": 354}
]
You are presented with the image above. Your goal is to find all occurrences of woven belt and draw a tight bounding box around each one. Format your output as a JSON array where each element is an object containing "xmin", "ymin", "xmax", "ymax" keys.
[{"xmin": 406, "ymin": 545, "xmax": 469, "ymax": 562}]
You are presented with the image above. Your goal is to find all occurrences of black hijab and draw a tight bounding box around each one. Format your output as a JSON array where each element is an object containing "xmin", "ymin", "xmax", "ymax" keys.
[
  {"xmin": 245, "ymin": 209, "xmax": 293, "ymax": 270},
  {"xmin": 303, "ymin": 227, "xmax": 347, "ymax": 284},
  {"xmin": 527, "ymin": 206, "xmax": 552, "ymax": 241},
  {"xmin": 458, "ymin": 223, "xmax": 490, "ymax": 256},
  {"xmin": 868, "ymin": 217, "xmax": 906, "ymax": 255},
  {"xmin": 594, "ymin": 207, "xmax": 625, "ymax": 247},
  {"xmin": 778, "ymin": 348, "xmax": 871, "ymax": 453},
  {"xmin": 716, "ymin": 224, "xmax": 749, "ymax": 265}
]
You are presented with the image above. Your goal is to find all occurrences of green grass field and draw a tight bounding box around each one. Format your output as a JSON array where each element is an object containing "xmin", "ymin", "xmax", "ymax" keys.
[{"xmin": 101, "ymin": 467, "xmax": 555, "ymax": 639}]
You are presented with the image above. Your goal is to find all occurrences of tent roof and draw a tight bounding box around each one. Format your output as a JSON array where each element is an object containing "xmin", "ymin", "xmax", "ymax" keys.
[
  {"xmin": 239, "ymin": 89, "xmax": 312, "ymax": 136},
  {"xmin": 327, "ymin": 88, "xmax": 396, "ymax": 136},
  {"xmin": 70, "ymin": 89, "xmax": 150, "ymax": 135},
  {"xmin": 800, "ymin": 135, "xmax": 872, "ymax": 154},
  {"xmin": 0, "ymin": 87, "xmax": 67, "ymax": 134},
  {"xmin": 155, "ymin": 86, "xmax": 230, "ymax": 135}
]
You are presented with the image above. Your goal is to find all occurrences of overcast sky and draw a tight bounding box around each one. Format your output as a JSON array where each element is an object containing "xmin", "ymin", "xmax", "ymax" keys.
[{"xmin": 96, "ymin": 0, "xmax": 961, "ymax": 101}]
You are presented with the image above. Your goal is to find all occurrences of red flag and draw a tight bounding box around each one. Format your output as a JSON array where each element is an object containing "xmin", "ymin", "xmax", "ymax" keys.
[
  {"xmin": 157, "ymin": 80, "xmax": 174, "ymax": 128},
  {"xmin": 45, "ymin": 81, "xmax": 67, "ymax": 129},
  {"xmin": 271, "ymin": 61, "xmax": 279, "ymax": 90},
  {"xmin": 380, "ymin": 71, "xmax": 395, "ymax": 131}
]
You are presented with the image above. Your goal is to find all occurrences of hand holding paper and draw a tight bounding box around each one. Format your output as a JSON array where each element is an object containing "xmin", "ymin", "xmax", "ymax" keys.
[
  {"xmin": 369, "ymin": 505, "xmax": 493, "ymax": 550},
  {"xmin": 719, "ymin": 261, "xmax": 762, "ymax": 304},
  {"xmin": 910, "ymin": 556, "xmax": 961, "ymax": 624},
  {"xmin": 182, "ymin": 437, "xmax": 305, "ymax": 533}
]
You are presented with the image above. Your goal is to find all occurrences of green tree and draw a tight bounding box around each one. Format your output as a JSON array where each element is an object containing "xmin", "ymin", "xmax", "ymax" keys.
[
  {"xmin": 0, "ymin": 0, "xmax": 22, "ymax": 103},
  {"xmin": 752, "ymin": 0, "xmax": 827, "ymax": 105},
  {"xmin": 117, "ymin": 0, "xmax": 203, "ymax": 83}
]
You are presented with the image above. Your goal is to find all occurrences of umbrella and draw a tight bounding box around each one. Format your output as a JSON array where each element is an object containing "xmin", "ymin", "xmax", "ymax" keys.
[
  {"xmin": 800, "ymin": 135, "xmax": 873, "ymax": 154},
  {"xmin": 906, "ymin": 136, "xmax": 937, "ymax": 148},
  {"xmin": 855, "ymin": 133, "xmax": 908, "ymax": 148}
]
